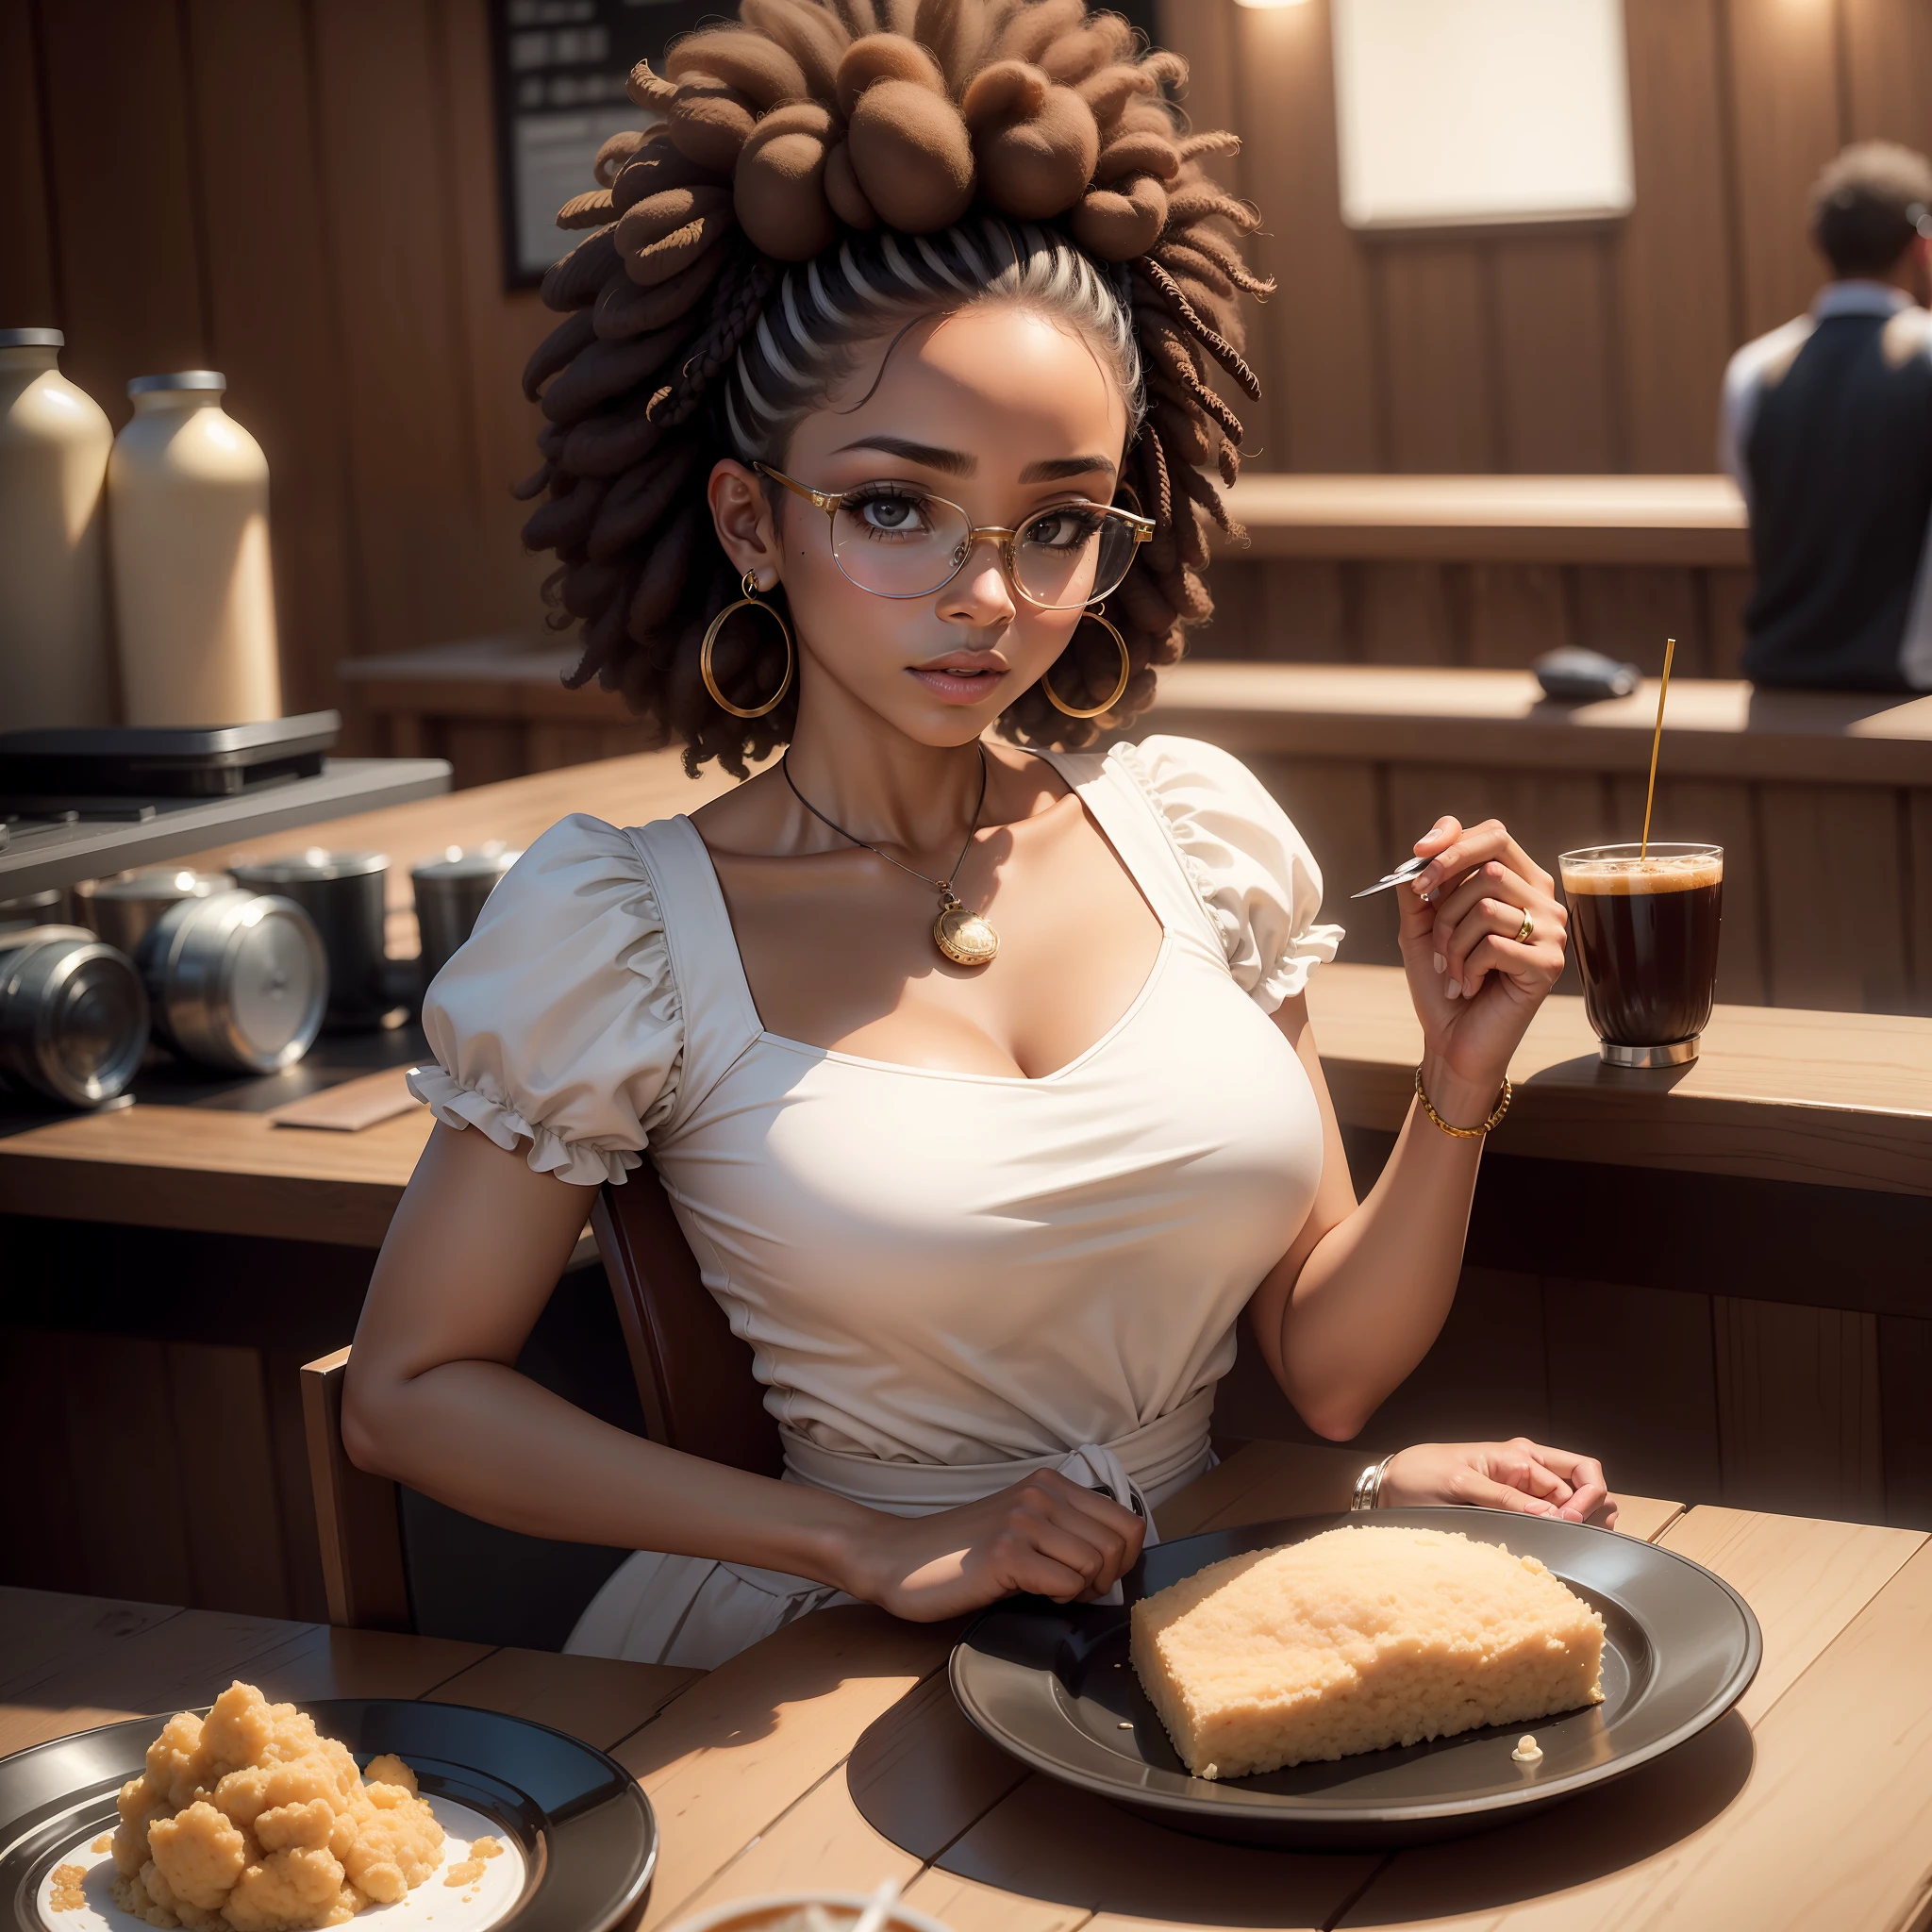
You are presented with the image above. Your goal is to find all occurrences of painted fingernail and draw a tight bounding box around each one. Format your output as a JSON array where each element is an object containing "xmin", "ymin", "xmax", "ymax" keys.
[
  {"xmin": 1445, "ymin": 979, "xmax": 1460, "ymax": 998},
  {"xmin": 1432, "ymin": 953, "xmax": 1445, "ymax": 974}
]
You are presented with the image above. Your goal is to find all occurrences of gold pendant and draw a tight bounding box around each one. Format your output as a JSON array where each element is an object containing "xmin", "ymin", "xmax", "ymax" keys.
[{"xmin": 934, "ymin": 892, "xmax": 998, "ymax": 967}]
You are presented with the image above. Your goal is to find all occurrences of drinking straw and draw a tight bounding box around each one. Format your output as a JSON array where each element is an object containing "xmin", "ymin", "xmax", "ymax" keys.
[{"xmin": 1639, "ymin": 637, "xmax": 1676, "ymax": 860}]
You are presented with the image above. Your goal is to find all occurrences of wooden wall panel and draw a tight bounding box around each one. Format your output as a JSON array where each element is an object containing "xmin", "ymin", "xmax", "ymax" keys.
[
  {"xmin": 308, "ymin": 0, "xmax": 495, "ymax": 661},
  {"xmin": 1463, "ymin": 564, "xmax": 1569, "ymax": 667},
  {"xmin": 0, "ymin": 1328, "xmax": 80, "ymax": 1593},
  {"xmin": 1757, "ymin": 785, "xmax": 1912, "ymax": 1010},
  {"xmin": 34, "ymin": 0, "xmax": 208, "ymax": 418},
  {"xmin": 9, "ymin": 0, "xmax": 1924, "ymax": 736},
  {"xmin": 1246, "ymin": 754, "xmax": 1388, "ymax": 965},
  {"xmin": 1354, "ymin": 1268, "xmax": 1553, "ymax": 1448},
  {"xmin": 1490, "ymin": 239, "xmax": 1620, "ymax": 475},
  {"xmin": 1725, "ymin": 0, "xmax": 1847, "ymax": 342},
  {"xmin": 182, "ymin": 0, "xmax": 358, "ymax": 721},
  {"xmin": 1376, "ymin": 245, "xmax": 1497, "ymax": 473},
  {"xmin": 440, "ymin": 0, "xmax": 558, "ymax": 638},
  {"xmin": 1713, "ymin": 1298, "xmax": 1885, "ymax": 1524},
  {"xmin": 164, "ymin": 1341, "xmax": 291, "ymax": 1619},
  {"xmin": 1910, "ymin": 790, "xmax": 1932, "ymax": 1014},
  {"xmin": 1357, "ymin": 563, "xmax": 1456, "ymax": 665},
  {"xmin": 1841, "ymin": 0, "xmax": 1932, "ymax": 156},
  {"xmin": 1224, "ymin": 0, "xmax": 1381, "ymax": 472},
  {"xmin": 0, "ymin": 0, "xmax": 57, "ymax": 325},
  {"xmin": 1572, "ymin": 567, "xmax": 1706, "ymax": 677},
  {"xmin": 63, "ymin": 1331, "xmax": 194, "ymax": 1605},
  {"xmin": 1876, "ymin": 1314, "xmax": 1932, "ymax": 1532},
  {"xmin": 1704, "ymin": 566, "xmax": 1755, "ymax": 678},
  {"xmin": 1542, "ymin": 1280, "xmax": 1724, "ymax": 1503},
  {"xmin": 1614, "ymin": 0, "xmax": 1740, "ymax": 472}
]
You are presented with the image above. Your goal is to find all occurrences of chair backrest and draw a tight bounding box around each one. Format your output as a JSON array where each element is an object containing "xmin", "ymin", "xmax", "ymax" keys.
[
  {"xmin": 593, "ymin": 1162, "xmax": 784, "ymax": 1478},
  {"xmin": 299, "ymin": 1346, "xmax": 412, "ymax": 1631}
]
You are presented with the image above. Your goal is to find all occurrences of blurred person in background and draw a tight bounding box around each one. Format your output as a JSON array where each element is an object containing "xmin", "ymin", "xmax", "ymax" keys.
[{"xmin": 1721, "ymin": 142, "xmax": 1932, "ymax": 691}]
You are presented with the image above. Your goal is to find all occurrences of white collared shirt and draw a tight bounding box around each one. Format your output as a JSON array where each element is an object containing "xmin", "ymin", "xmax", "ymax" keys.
[{"xmin": 1720, "ymin": 280, "xmax": 1932, "ymax": 689}]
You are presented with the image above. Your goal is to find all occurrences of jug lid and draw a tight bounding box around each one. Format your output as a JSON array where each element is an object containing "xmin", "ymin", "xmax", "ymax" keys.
[{"xmin": 126, "ymin": 370, "xmax": 225, "ymax": 395}]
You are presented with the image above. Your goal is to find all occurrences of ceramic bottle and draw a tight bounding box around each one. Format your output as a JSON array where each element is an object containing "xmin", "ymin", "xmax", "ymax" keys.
[
  {"xmin": 108, "ymin": 370, "xmax": 281, "ymax": 726},
  {"xmin": 0, "ymin": 327, "xmax": 116, "ymax": 727}
]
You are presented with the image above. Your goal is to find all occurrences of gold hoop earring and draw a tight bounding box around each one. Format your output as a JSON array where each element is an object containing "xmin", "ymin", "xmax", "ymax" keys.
[
  {"xmin": 1042, "ymin": 604, "xmax": 1132, "ymax": 721},
  {"xmin": 700, "ymin": 570, "xmax": 795, "ymax": 719}
]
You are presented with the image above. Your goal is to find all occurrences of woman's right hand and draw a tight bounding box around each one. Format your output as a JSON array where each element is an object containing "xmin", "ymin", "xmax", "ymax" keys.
[{"xmin": 836, "ymin": 1470, "xmax": 1147, "ymax": 1622}]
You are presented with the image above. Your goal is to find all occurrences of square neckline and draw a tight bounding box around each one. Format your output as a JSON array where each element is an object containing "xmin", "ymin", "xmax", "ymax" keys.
[{"xmin": 675, "ymin": 748, "xmax": 1184, "ymax": 1086}]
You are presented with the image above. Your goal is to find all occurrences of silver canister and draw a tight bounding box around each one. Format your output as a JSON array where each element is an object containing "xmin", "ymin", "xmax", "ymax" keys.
[
  {"xmin": 230, "ymin": 849, "xmax": 391, "ymax": 1029},
  {"xmin": 0, "ymin": 924, "xmax": 150, "ymax": 1107},
  {"xmin": 0, "ymin": 888, "xmax": 70, "ymax": 934},
  {"xmin": 78, "ymin": 867, "xmax": 235, "ymax": 957},
  {"xmin": 142, "ymin": 890, "xmax": 327, "ymax": 1072},
  {"xmin": 410, "ymin": 845, "xmax": 523, "ymax": 989}
]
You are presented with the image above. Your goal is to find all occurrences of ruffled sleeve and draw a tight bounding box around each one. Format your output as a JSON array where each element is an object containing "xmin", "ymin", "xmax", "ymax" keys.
[
  {"xmin": 1111, "ymin": 735, "xmax": 1344, "ymax": 1011},
  {"xmin": 407, "ymin": 813, "xmax": 682, "ymax": 1187}
]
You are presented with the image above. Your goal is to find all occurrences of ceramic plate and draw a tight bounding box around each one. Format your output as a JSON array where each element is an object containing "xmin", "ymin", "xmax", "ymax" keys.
[
  {"xmin": 951, "ymin": 1507, "xmax": 1759, "ymax": 1850},
  {"xmin": 0, "ymin": 1699, "xmax": 655, "ymax": 1932}
]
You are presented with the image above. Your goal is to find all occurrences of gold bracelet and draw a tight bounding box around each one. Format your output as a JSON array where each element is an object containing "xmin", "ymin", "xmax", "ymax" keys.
[{"xmin": 1412, "ymin": 1063, "xmax": 1512, "ymax": 1139}]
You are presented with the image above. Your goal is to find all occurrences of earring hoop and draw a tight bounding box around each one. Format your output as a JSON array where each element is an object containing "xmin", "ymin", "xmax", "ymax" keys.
[
  {"xmin": 701, "ymin": 569, "xmax": 795, "ymax": 720},
  {"xmin": 1042, "ymin": 604, "xmax": 1132, "ymax": 720}
]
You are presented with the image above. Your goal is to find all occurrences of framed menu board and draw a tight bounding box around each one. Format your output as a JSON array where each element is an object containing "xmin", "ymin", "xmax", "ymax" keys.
[
  {"xmin": 490, "ymin": 0, "xmax": 1159, "ymax": 290},
  {"xmin": 491, "ymin": 0, "xmax": 708, "ymax": 289}
]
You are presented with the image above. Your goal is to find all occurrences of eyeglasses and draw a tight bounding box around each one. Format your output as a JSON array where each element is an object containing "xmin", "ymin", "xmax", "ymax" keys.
[{"xmin": 753, "ymin": 462, "xmax": 1154, "ymax": 608}]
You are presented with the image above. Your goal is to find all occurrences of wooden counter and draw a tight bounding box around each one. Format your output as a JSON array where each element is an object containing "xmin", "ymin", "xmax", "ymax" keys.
[
  {"xmin": 1141, "ymin": 661, "xmax": 1932, "ymax": 1018},
  {"xmin": 6, "ymin": 747, "xmax": 1927, "ymax": 1631},
  {"xmin": 3, "ymin": 962, "xmax": 1924, "ymax": 1252}
]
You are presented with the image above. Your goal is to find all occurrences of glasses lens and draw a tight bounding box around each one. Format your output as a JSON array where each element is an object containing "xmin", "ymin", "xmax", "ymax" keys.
[
  {"xmin": 1014, "ymin": 506, "xmax": 1139, "ymax": 608},
  {"xmin": 830, "ymin": 489, "xmax": 973, "ymax": 598}
]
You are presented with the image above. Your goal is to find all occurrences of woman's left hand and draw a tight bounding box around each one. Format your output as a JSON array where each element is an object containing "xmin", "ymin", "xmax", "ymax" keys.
[
  {"xmin": 1399, "ymin": 818, "xmax": 1569, "ymax": 1100},
  {"xmin": 1381, "ymin": 1438, "xmax": 1617, "ymax": 1526}
]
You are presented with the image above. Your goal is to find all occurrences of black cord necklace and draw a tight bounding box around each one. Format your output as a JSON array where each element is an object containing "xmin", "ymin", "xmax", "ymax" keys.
[{"xmin": 781, "ymin": 744, "xmax": 999, "ymax": 966}]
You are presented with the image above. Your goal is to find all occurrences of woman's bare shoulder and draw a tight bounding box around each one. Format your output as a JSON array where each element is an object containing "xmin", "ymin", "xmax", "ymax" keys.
[{"xmin": 689, "ymin": 763, "xmax": 791, "ymax": 855}]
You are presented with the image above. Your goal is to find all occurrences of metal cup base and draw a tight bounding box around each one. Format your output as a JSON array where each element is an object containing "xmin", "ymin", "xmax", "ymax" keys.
[{"xmin": 1600, "ymin": 1035, "xmax": 1700, "ymax": 1068}]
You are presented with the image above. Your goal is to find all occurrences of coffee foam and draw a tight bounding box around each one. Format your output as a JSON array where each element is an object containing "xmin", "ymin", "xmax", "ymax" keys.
[{"xmin": 1559, "ymin": 854, "xmax": 1723, "ymax": 895}]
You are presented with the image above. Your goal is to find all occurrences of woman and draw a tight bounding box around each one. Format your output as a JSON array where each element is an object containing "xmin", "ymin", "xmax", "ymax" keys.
[{"xmin": 344, "ymin": 0, "xmax": 1608, "ymax": 1671}]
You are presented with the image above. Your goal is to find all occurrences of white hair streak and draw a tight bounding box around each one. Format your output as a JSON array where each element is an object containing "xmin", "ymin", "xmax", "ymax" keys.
[{"xmin": 724, "ymin": 220, "xmax": 1146, "ymax": 462}]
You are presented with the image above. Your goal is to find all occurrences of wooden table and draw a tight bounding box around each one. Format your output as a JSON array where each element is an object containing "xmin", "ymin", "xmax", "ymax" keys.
[{"xmin": 8, "ymin": 1442, "xmax": 1929, "ymax": 1932}]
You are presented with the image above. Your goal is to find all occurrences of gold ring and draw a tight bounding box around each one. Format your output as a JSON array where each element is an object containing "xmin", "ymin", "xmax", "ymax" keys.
[{"xmin": 1513, "ymin": 911, "xmax": 1535, "ymax": 944}]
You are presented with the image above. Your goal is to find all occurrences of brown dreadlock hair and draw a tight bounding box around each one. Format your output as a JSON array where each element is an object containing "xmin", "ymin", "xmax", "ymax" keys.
[{"xmin": 518, "ymin": 0, "xmax": 1271, "ymax": 774}]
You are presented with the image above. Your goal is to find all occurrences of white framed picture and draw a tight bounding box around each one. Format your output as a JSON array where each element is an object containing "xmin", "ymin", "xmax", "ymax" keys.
[{"xmin": 1331, "ymin": 0, "xmax": 1635, "ymax": 231}]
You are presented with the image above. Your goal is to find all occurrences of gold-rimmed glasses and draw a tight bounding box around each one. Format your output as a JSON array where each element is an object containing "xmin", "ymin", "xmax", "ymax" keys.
[{"xmin": 752, "ymin": 460, "xmax": 1154, "ymax": 608}]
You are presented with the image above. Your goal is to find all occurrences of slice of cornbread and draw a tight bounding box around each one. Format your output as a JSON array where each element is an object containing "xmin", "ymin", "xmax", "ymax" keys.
[{"xmin": 1130, "ymin": 1524, "xmax": 1606, "ymax": 1779}]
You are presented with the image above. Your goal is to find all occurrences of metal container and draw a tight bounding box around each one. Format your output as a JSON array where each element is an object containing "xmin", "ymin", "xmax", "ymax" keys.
[
  {"xmin": 411, "ymin": 844, "xmax": 522, "ymax": 989},
  {"xmin": 78, "ymin": 866, "xmax": 234, "ymax": 957},
  {"xmin": 0, "ymin": 887, "xmax": 69, "ymax": 934},
  {"xmin": 229, "ymin": 848, "xmax": 391, "ymax": 1029},
  {"xmin": 142, "ymin": 889, "xmax": 327, "ymax": 1072},
  {"xmin": 0, "ymin": 924, "xmax": 149, "ymax": 1106}
]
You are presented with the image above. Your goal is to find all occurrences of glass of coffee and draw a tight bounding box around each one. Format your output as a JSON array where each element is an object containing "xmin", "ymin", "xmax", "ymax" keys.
[{"xmin": 1557, "ymin": 843, "xmax": 1723, "ymax": 1066}]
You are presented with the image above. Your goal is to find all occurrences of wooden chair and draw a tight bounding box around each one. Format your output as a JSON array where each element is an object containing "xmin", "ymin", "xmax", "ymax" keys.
[{"xmin": 301, "ymin": 1160, "xmax": 777, "ymax": 1629}]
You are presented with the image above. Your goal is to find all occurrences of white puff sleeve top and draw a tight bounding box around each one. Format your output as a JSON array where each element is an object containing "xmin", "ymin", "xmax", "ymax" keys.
[
  {"xmin": 409, "ymin": 736, "xmax": 1342, "ymax": 1481},
  {"xmin": 409, "ymin": 814, "xmax": 684, "ymax": 1187}
]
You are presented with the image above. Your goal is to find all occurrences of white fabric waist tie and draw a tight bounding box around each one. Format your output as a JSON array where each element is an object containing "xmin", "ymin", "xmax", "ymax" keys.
[{"xmin": 776, "ymin": 1387, "xmax": 1215, "ymax": 1606}]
